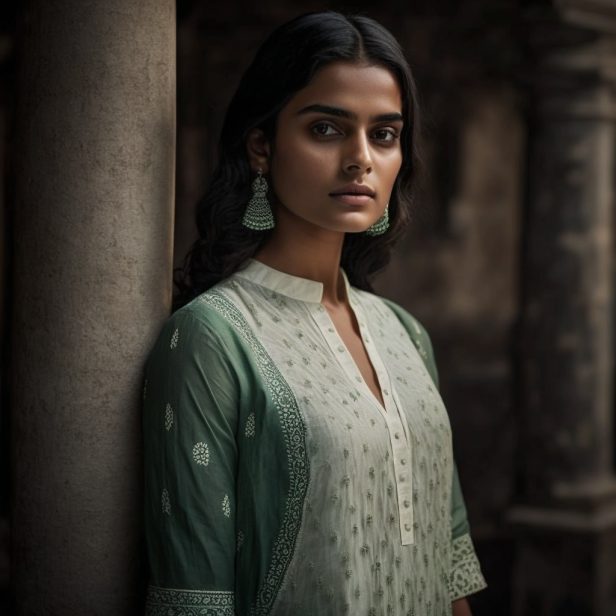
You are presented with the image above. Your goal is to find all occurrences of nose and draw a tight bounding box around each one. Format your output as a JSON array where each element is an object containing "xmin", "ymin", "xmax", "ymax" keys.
[{"xmin": 342, "ymin": 131, "xmax": 373, "ymax": 174}]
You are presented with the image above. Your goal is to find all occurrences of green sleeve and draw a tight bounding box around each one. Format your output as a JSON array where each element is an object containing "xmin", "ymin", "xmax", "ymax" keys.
[
  {"xmin": 142, "ymin": 306, "xmax": 239, "ymax": 615},
  {"xmin": 380, "ymin": 297, "xmax": 488, "ymax": 601}
]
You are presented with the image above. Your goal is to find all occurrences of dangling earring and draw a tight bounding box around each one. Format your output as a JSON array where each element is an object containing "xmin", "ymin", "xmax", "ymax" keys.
[
  {"xmin": 242, "ymin": 168, "xmax": 275, "ymax": 230},
  {"xmin": 365, "ymin": 203, "xmax": 389, "ymax": 236}
]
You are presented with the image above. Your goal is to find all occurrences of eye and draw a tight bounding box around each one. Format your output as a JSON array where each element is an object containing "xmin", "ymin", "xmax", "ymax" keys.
[
  {"xmin": 373, "ymin": 129, "xmax": 400, "ymax": 143},
  {"xmin": 311, "ymin": 123, "xmax": 341, "ymax": 137}
]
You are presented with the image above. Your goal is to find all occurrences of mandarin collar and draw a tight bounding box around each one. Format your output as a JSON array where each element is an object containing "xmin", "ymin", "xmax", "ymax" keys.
[{"xmin": 233, "ymin": 257, "xmax": 352, "ymax": 304}]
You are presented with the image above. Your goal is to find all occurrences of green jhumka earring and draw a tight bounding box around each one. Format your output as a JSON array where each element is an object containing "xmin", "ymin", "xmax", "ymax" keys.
[
  {"xmin": 242, "ymin": 168, "xmax": 275, "ymax": 230},
  {"xmin": 365, "ymin": 203, "xmax": 389, "ymax": 236}
]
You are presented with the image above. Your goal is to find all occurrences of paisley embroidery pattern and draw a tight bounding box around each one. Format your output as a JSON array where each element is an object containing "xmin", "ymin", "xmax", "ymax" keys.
[
  {"xmin": 165, "ymin": 403, "xmax": 173, "ymax": 432},
  {"xmin": 145, "ymin": 585, "xmax": 234, "ymax": 616},
  {"xmin": 222, "ymin": 494, "xmax": 231, "ymax": 518},
  {"xmin": 245, "ymin": 412, "xmax": 256, "ymax": 437},
  {"xmin": 161, "ymin": 488, "xmax": 171, "ymax": 515}
]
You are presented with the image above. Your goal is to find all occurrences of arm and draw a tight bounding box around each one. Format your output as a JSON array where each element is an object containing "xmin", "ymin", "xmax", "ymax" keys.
[
  {"xmin": 142, "ymin": 308, "xmax": 240, "ymax": 615},
  {"xmin": 453, "ymin": 597, "xmax": 474, "ymax": 616}
]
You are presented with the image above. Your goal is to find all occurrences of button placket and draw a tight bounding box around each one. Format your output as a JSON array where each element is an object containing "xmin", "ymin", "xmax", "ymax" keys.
[
  {"xmin": 310, "ymin": 294, "xmax": 416, "ymax": 544},
  {"xmin": 350, "ymin": 299, "xmax": 416, "ymax": 544},
  {"xmin": 388, "ymin": 395, "xmax": 415, "ymax": 544},
  {"xmin": 380, "ymin": 395, "xmax": 414, "ymax": 545}
]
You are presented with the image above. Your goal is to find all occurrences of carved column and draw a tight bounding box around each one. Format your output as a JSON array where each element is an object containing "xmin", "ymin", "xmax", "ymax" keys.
[
  {"xmin": 11, "ymin": 0, "xmax": 176, "ymax": 613},
  {"xmin": 509, "ymin": 3, "xmax": 616, "ymax": 615}
]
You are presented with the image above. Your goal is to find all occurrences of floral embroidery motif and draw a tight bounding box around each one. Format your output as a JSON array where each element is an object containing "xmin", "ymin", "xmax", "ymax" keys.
[
  {"xmin": 161, "ymin": 488, "xmax": 171, "ymax": 515},
  {"xmin": 193, "ymin": 442, "xmax": 210, "ymax": 466},
  {"xmin": 170, "ymin": 328, "xmax": 179, "ymax": 349},
  {"xmin": 245, "ymin": 412, "xmax": 256, "ymax": 437},
  {"xmin": 271, "ymin": 291, "xmax": 288, "ymax": 309},
  {"xmin": 145, "ymin": 585, "xmax": 234, "ymax": 616},
  {"xmin": 246, "ymin": 301, "xmax": 263, "ymax": 328},
  {"xmin": 164, "ymin": 403, "xmax": 173, "ymax": 431},
  {"xmin": 222, "ymin": 494, "xmax": 231, "ymax": 517}
]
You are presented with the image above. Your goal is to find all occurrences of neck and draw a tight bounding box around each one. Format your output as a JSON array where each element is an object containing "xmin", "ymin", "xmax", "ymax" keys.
[{"xmin": 251, "ymin": 210, "xmax": 348, "ymax": 307}]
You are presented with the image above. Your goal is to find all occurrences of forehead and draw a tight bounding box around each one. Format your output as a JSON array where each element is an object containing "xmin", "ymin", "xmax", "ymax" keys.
[{"xmin": 283, "ymin": 61, "xmax": 403, "ymax": 117}]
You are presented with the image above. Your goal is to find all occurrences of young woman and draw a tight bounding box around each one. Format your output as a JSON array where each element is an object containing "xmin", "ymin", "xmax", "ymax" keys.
[{"xmin": 142, "ymin": 10, "xmax": 488, "ymax": 616}]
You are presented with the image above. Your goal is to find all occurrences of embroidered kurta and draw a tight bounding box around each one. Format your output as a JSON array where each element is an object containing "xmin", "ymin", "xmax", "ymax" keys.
[{"xmin": 142, "ymin": 257, "xmax": 488, "ymax": 616}]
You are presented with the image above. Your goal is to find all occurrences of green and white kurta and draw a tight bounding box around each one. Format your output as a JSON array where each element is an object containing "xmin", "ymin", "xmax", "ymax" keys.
[{"xmin": 142, "ymin": 257, "xmax": 487, "ymax": 616}]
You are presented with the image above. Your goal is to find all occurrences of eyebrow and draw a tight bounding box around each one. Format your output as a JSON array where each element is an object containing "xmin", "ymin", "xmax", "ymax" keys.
[{"xmin": 297, "ymin": 103, "xmax": 404, "ymax": 123}]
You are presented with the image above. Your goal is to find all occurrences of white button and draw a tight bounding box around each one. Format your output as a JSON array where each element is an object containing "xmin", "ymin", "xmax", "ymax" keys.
[
  {"xmin": 401, "ymin": 459, "xmax": 407, "ymax": 465},
  {"xmin": 404, "ymin": 500, "xmax": 410, "ymax": 508},
  {"xmin": 394, "ymin": 433, "xmax": 400, "ymax": 439},
  {"xmin": 399, "ymin": 475, "xmax": 405, "ymax": 482},
  {"xmin": 404, "ymin": 524, "xmax": 411, "ymax": 531}
]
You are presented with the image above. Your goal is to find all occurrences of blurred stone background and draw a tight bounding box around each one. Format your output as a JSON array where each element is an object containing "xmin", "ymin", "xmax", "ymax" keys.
[{"xmin": 2, "ymin": 0, "xmax": 616, "ymax": 614}]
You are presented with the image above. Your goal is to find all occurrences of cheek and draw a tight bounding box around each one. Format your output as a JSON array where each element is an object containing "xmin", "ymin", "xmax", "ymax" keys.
[
  {"xmin": 382, "ymin": 150, "xmax": 403, "ymax": 186},
  {"xmin": 272, "ymin": 132, "xmax": 335, "ymax": 190}
]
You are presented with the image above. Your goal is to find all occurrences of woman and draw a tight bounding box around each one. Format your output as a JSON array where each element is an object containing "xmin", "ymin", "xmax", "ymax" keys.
[{"xmin": 142, "ymin": 10, "xmax": 488, "ymax": 616}]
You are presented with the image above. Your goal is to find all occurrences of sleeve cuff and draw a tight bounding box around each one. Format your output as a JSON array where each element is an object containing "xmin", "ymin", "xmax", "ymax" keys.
[
  {"xmin": 145, "ymin": 585, "xmax": 235, "ymax": 616},
  {"xmin": 448, "ymin": 533, "xmax": 488, "ymax": 602}
]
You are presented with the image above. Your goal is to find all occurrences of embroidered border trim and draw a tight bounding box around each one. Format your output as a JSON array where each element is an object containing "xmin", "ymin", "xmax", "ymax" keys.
[
  {"xmin": 448, "ymin": 533, "xmax": 488, "ymax": 601},
  {"xmin": 145, "ymin": 585, "xmax": 234, "ymax": 616},
  {"xmin": 199, "ymin": 287, "xmax": 310, "ymax": 616}
]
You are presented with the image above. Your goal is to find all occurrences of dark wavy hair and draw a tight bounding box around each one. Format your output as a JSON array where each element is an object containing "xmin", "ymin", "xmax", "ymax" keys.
[{"xmin": 173, "ymin": 10, "xmax": 424, "ymax": 312}]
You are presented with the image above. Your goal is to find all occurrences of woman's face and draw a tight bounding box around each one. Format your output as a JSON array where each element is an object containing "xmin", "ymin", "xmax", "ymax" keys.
[{"xmin": 256, "ymin": 60, "xmax": 404, "ymax": 235}]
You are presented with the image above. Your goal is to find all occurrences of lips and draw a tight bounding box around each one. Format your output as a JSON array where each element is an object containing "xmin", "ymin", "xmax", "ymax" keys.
[{"xmin": 330, "ymin": 183, "xmax": 376, "ymax": 197}]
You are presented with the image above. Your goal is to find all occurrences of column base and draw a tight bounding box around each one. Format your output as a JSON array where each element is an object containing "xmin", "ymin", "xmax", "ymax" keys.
[{"xmin": 506, "ymin": 500, "xmax": 616, "ymax": 616}]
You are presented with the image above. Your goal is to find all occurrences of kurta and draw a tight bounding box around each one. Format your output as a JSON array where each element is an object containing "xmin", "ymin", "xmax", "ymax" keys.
[{"xmin": 142, "ymin": 257, "xmax": 488, "ymax": 616}]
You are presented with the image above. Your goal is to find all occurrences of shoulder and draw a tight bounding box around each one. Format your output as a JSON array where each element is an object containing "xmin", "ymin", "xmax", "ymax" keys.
[{"xmin": 145, "ymin": 290, "xmax": 249, "ymax": 372}]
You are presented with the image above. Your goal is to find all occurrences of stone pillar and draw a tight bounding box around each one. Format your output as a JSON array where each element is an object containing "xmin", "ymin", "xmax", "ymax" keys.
[
  {"xmin": 508, "ymin": 5, "xmax": 616, "ymax": 615},
  {"xmin": 11, "ymin": 1, "xmax": 175, "ymax": 614}
]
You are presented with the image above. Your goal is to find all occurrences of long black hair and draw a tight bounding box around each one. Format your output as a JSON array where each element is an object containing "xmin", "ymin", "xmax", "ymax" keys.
[{"xmin": 173, "ymin": 10, "xmax": 424, "ymax": 312}]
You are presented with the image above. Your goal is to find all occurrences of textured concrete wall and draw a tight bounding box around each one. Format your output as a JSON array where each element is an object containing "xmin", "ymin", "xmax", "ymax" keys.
[{"xmin": 11, "ymin": 0, "xmax": 176, "ymax": 613}]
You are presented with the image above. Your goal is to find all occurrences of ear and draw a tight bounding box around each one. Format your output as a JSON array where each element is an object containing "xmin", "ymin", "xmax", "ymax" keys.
[{"xmin": 245, "ymin": 128, "xmax": 272, "ymax": 173}]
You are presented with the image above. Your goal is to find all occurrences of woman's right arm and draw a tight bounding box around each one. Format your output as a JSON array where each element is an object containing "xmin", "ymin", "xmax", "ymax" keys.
[{"xmin": 142, "ymin": 309, "xmax": 240, "ymax": 616}]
